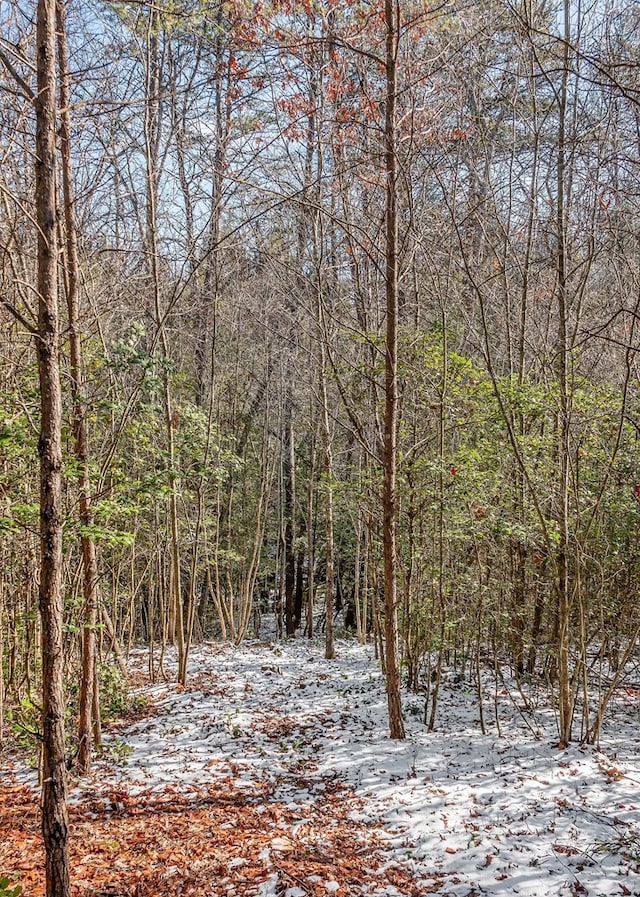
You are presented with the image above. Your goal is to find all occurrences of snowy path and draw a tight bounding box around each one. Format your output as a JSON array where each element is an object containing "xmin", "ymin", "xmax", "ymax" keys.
[{"xmin": 4, "ymin": 637, "xmax": 640, "ymax": 896}]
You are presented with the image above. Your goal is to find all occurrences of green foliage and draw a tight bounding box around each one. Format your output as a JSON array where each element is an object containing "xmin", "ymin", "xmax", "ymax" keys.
[
  {"xmin": 7, "ymin": 694, "xmax": 41, "ymax": 756},
  {"xmin": 0, "ymin": 516, "xmax": 19, "ymax": 535},
  {"xmin": 0, "ymin": 875, "xmax": 22, "ymax": 897},
  {"xmin": 98, "ymin": 662, "xmax": 129, "ymax": 719},
  {"xmin": 596, "ymin": 826, "xmax": 640, "ymax": 871},
  {"xmin": 78, "ymin": 523, "xmax": 135, "ymax": 548},
  {"xmin": 99, "ymin": 738, "xmax": 134, "ymax": 766}
]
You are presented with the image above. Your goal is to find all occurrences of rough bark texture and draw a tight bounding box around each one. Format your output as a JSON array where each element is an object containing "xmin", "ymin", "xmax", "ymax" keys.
[
  {"xmin": 36, "ymin": 0, "xmax": 71, "ymax": 892},
  {"xmin": 382, "ymin": 0, "xmax": 405, "ymax": 740}
]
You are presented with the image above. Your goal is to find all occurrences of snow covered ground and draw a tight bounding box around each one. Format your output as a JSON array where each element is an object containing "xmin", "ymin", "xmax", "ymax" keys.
[{"xmin": 40, "ymin": 635, "xmax": 640, "ymax": 897}]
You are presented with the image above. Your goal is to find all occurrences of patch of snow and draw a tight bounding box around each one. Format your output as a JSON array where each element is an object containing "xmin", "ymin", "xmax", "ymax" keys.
[{"xmin": 11, "ymin": 633, "xmax": 640, "ymax": 895}]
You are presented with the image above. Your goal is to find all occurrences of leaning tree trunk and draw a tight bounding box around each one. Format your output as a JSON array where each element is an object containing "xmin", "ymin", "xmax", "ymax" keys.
[{"xmin": 35, "ymin": 0, "xmax": 70, "ymax": 892}]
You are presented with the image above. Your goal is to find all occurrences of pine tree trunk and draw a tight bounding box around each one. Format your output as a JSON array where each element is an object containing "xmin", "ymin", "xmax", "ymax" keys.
[
  {"xmin": 36, "ymin": 0, "xmax": 70, "ymax": 891},
  {"xmin": 382, "ymin": 0, "xmax": 404, "ymax": 740}
]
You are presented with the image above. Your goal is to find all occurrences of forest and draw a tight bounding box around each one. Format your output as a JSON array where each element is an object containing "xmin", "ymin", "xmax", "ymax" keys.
[{"xmin": 2, "ymin": 0, "xmax": 640, "ymax": 895}]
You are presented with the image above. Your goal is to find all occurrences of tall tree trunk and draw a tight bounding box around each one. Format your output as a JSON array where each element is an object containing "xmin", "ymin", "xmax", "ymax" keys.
[
  {"xmin": 194, "ymin": 9, "xmax": 227, "ymax": 406},
  {"xmin": 295, "ymin": 524, "xmax": 305, "ymax": 631},
  {"xmin": 283, "ymin": 408, "xmax": 296, "ymax": 636},
  {"xmin": 35, "ymin": 0, "xmax": 70, "ymax": 891},
  {"xmin": 305, "ymin": 431, "xmax": 316, "ymax": 638},
  {"xmin": 56, "ymin": 0, "xmax": 100, "ymax": 776},
  {"xmin": 555, "ymin": 0, "xmax": 573, "ymax": 748},
  {"xmin": 318, "ymin": 332, "xmax": 335, "ymax": 661},
  {"xmin": 142, "ymin": 8, "xmax": 186, "ymax": 682},
  {"xmin": 382, "ymin": 0, "xmax": 404, "ymax": 740}
]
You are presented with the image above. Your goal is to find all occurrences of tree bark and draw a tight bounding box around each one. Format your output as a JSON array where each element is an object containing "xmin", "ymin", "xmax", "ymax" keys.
[
  {"xmin": 35, "ymin": 0, "xmax": 70, "ymax": 891},
  {"xmin": 283, "ymin": 409, "xmax": 296, "ymax": 636},
  {"xmin": 305, "ymin": 433, "xmax": 316, "ymax": 639},
  {"xmin": 318, "ymin": 333, "xmax": 335, "ymax": 661},
  {"xmin": 382, "ymin": 0, "xmax": 405, "ymax": 740}
]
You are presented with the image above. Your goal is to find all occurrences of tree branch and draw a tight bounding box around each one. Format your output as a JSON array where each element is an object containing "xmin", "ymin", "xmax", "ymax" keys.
[
  {"xmin": 0, "ymin": 295, "xmax": 38, "ymax": 334},
  {"xmin": 0, "ymin": 48, "xmax": 35, "ymax": 101}
]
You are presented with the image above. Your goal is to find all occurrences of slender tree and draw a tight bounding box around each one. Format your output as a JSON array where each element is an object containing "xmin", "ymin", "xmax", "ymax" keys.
[
  {"xmin": 35, "ymin": 0, "xmax": 70, "ymax": 890},
  {"xmin": 382, "ymin": 0, "xmax": 404, "ymax": 739},
  {"xmin": 56, "ymin": 0, "xmax": 100, "ymax": 775},
  {"xmin": 554, "ymin": 0, "xmax": 573, "ymax": 749}
]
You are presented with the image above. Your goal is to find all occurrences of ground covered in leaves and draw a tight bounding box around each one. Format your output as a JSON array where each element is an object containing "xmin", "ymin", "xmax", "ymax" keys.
[
  {"xmin": 3, "ymin": 636, "xmax": 640, "ymax": 896},
  {"xmin": 2, "ymin": 778, "xmax": 430, "ymax": 896}
]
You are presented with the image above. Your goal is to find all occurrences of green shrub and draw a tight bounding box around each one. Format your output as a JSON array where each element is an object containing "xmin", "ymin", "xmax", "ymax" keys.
[{"xmin": 98, "ymin": 662, "xmax": 129, "ymax": 719}]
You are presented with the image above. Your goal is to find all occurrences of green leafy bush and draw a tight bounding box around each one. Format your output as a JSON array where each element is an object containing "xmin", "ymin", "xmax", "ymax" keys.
[{"xmin": 98, "ymin": 662, "xmax": 129, "ymax": 718}]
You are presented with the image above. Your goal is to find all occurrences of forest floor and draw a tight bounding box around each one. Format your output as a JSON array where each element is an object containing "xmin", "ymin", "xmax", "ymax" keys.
[{"xmin": 3, "ymin": 633, "xmax": 640, "ymax": 897}]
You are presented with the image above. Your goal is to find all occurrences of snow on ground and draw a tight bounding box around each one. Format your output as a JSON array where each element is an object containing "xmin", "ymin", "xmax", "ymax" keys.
[
  {"xmin": 9, "ymin": 635, "xmax": 640, "ymax": 895},
  {"xmin": 66, "ymin": 636, "xmax": 640, "ymax": 896}
]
